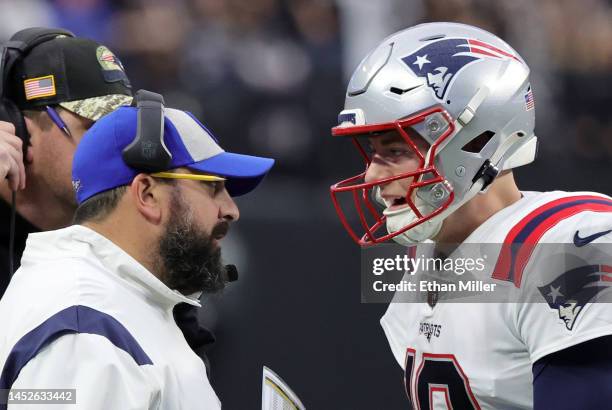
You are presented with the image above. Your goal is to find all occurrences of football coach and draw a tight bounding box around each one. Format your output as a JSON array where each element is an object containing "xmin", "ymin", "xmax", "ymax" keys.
[{"xmin": 0, "ymin": 93, "xmax": 274, "ymax": 409}]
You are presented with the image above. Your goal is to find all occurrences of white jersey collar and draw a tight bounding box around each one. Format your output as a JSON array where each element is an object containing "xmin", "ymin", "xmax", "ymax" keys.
[
  {"xmin": 461, "ymin": 191, "xmax": 539, "ymax": 244},
  {"xmin": 33, "ymin": 225, "xmax": 202, "ymax": 309}
]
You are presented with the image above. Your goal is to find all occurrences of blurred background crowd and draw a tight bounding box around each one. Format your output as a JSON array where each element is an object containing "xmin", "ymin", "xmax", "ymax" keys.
[{"xmin": 1, "ymin": 0, "xmax": 611, "ymax": 408}]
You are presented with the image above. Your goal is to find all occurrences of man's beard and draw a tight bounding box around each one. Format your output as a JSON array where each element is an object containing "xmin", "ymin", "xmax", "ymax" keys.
[{"xmin": 156, "ymin": 194, "xmax": 229, "ymax": 296}]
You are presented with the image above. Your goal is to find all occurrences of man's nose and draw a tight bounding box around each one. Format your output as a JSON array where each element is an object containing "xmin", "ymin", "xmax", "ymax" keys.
[
  {"xmin": 364, "ymin": 159, "xmax": 391, "ymax": 183},
  {"xmin": 219, "ymin": 189, "xmax": 240, "ymax": 222}
]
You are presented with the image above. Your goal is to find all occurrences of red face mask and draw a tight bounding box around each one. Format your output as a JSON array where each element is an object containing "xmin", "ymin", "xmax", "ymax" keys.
[{"xmin": 330, "ymin": 105, "xmax": 456, "ymax": 246}]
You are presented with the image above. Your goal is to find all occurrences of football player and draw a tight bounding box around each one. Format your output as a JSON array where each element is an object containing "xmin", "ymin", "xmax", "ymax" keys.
[{"xmin": 330, "ymin": 22, "xmax": 612, "ymax": 409}]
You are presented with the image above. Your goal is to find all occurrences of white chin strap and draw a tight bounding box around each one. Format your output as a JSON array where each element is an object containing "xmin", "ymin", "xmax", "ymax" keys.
[
  {"xmin": 383, "ymin": 197, "xmax": 442, "ymax": 245},
  {"xmin": 373, "ymin": 187, "xmax": 444, "ymax": 244},
  {"xmin": 378, "ymin": 130, "xmax": 530, "ymax": 245},
  {"xmin": 381, "ymin": 179, "xmax": 486, "ymax": 245}
]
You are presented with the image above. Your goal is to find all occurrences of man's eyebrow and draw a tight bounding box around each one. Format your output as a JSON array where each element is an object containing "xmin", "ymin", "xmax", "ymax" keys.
[
  {"xmin": 379, "ymin": 138, "xmax": 405, "ymax": 146},
  {"xmin": 374, "ymin": 134, "xmax": 405, "ymax": 146},
  {"xmin": 375, "ymin": 127, "xmax": 431, "ymax": 145}
]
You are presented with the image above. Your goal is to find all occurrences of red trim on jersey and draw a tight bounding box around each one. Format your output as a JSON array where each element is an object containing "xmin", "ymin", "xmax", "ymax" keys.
[
  {"xmin": 414, "ymin": 353, "xmax": 427, "ymax": 409},
  {"xmin": 493, "ymin": 195, "xmax": 612, "ymax": 288},
  {"xmin": 597, "ymin": 265, "xmax": 612, "ymax": 283},
  {"xmin": 407, "ymin": 246, "xmax": 417, "ymax": 274},
  {"xmin": 404, "ymin": 348, "xmax": 417, "ymax": 406},
  {"xmin": 415, "ymin": 353, "xmax": 481, "ymax": 410},
  {"xmin": 600, "ymin": 265, "xmax": 612, "ymax": 282},
  {"xmin": 430, "ymin": 386, "xmax": 452, "ymax": 409},
  {"xmin": 408, "ymin": 246, "xmax": 417, "ymax": 259},
  {"xmin": 510, "ymin": 203, "xmax": 611, "ymax": 287}
]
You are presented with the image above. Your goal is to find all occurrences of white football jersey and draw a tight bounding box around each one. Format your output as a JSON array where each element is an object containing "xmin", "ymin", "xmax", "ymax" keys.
[
  {"xmin": 0, "ymin": 225, "xmax": 220, "ymax": 410},
  {"xmin": 381, "ymin": 191, "xmax": 612, "ymax": 409}
]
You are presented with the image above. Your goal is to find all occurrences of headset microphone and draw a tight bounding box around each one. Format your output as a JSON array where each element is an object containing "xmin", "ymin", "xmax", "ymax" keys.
[{"xmin": 224, "ymin": 264, "xmax": 239, "ymax": 282}]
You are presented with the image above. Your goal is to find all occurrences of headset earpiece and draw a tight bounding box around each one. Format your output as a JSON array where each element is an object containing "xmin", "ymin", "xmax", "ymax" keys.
[{"xmin": 122, "ymin": 89, "xmax": 172, "ymax": 172}]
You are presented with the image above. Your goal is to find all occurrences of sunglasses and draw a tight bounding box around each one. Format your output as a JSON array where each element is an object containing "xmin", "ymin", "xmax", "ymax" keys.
[{"xmin": 150, "ymin": 172, "xmax": 226, "ymax": 182}]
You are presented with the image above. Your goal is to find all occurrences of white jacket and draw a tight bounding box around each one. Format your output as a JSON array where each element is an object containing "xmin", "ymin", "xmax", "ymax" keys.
[{"xmin": 0, "ymin": 225, "xmax": 221, "ymax": 409}]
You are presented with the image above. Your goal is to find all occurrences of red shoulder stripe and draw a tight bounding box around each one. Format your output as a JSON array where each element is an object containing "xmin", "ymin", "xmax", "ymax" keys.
[{"xmin": 492, "ymin": 195, "xmax": 612, "ymax": 287}]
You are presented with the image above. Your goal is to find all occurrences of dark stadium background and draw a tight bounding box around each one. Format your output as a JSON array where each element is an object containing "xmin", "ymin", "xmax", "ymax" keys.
[{"xmin": 2, "ymin": 0, "xmax": 610, "ymax": 408}]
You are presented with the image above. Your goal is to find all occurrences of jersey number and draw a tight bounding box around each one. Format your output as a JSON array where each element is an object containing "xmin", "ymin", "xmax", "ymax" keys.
[{"xmin": 404, "ymin": 348, "xmax": 481, "ymax": 410}]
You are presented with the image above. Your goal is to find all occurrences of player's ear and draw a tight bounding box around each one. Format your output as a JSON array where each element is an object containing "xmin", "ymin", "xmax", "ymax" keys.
[{"xmin": 128, "ymin": 174, "xmax": 166, "ymax": 225}]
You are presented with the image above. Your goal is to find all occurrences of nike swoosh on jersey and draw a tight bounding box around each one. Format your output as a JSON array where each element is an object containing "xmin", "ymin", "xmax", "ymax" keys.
[{"xmin": 573, "ymin": 229, "xmax": 612, "ymax": 247}]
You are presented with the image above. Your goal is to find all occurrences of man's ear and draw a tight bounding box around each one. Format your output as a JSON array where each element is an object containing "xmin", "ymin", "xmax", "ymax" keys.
[
  {"xmin": 25, "ymin": 145, "xmax": 34, "ymax": 163},
  {"xmin": 22, "ymin": 116, "xmax": 36, "ymax": 164},
  {"xmin": 22, "ymin": 115, "xmax": 40, "ymax": 139},
  {"xmin": 128, "ymin": 174, "xmax": 166, "ymax": 225}
]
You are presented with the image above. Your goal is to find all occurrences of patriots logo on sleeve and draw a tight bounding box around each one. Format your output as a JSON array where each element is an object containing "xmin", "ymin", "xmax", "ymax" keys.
[
  {"xmin": 401, "ymin": 38, "xmax": 521, "ymax": 100},
  {"xmin": 538, "ymin": 265, "xmax": 612, "ymax": 330}
]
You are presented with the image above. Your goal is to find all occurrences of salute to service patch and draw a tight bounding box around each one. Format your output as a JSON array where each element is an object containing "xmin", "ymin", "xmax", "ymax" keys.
[
  {"xmin": 23, "ymin": 75, "xmax": 56, "ymax": 100},
  {"xmin": 96, "ymin": 46, "xmax": 128, "ymax": 83}
]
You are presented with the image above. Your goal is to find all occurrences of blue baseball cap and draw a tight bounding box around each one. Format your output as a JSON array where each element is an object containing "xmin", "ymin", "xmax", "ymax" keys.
[{"xmin": 72, "ymin": 106, "xmax": 274, "ymax": 204}]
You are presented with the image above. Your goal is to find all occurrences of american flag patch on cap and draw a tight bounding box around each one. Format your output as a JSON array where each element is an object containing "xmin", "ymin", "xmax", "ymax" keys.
[
  {"xmin": 24, "ymin": 75, "xmax": 56, "ymax": 100},
  {"xmin": 524, "ymin": 86, "xmax": 534, "ymax": 111}
]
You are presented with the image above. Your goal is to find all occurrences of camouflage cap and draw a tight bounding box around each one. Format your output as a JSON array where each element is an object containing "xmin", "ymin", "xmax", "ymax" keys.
[{"xmin": 60, "ymin": 94, "xmax": 133, "ymax": 121}]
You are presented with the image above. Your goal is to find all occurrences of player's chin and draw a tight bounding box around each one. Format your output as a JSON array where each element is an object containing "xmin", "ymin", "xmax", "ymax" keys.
[
  {"xmin": 383, "ymin": 202, "xmax": 412, "ymax": 215},
  {"xmin": 382, "ymin": 195, "xmax": 413, "ymax": 214},
  {"xmin": 387, "ymin": 203, "xmax": 411, "ymax": 212}
]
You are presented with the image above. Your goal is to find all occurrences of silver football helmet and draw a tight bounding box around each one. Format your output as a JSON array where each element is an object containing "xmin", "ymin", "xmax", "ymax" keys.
[{"xmin": 330, "ymin": 22, "xmax": 537, "ymax": 246}]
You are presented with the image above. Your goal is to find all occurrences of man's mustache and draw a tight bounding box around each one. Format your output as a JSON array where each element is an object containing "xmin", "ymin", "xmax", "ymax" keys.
[{"xmin": 212, "ymin": 221, "xmax": 230, "ymax": 239}]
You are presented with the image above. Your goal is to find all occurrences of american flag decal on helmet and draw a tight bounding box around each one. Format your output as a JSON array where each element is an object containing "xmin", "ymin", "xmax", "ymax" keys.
[{"xmin": 524, "ymin": 86, "xmax": 535, "ymax": 111}]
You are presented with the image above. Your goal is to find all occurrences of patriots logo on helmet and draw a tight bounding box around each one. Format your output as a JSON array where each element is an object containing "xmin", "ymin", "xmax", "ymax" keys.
[
  {"xmin": 402, "ymin": 38, "xmax": 520, "ymax": 100},
  {"xmin": 538, "ymin": 265, "xmax": 612, "ymax": 330}
]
